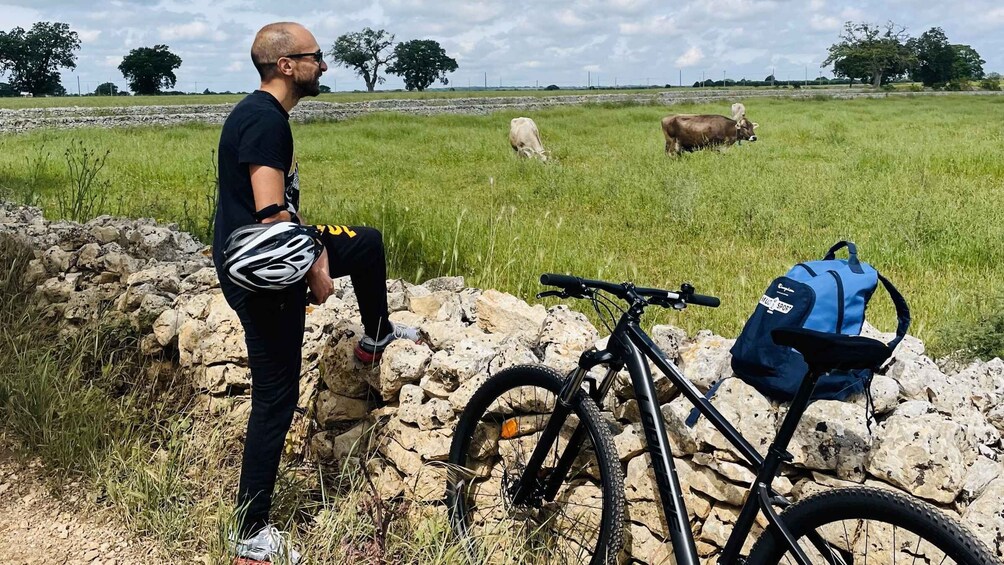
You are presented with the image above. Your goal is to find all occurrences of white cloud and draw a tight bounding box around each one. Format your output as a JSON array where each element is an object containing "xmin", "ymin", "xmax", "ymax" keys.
[
  {"xmin": 809, "ymin": 14, "xmax": 840, "ymax": 31},
  {"xmin": 676, "ymin": 46, "xmax": 704, "ymax": 67},
  {"xmin": 159, "ymin": 21, "xmax": 226, "ymax": 42},
  {"xmin": 4, "ymin": 0, "xmax": 997, "ymax": 93},
  {"xmin": 77, "ymin": 28, "xmax": 102, "ymax": 42},
  {"xmin": 619, "ymin": 15, "xmax": 676, "ymax": 36},
  {"xmin": 986, "ymin": 8, "xmax": 1004, "ymax": 25}
]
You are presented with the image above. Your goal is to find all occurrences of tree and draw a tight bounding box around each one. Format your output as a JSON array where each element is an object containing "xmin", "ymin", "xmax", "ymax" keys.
[
  {"xmin": 0, "ymin": 22, "xmax": 80, "ymax": 96},
  {"xmin": 319, "ymin": 84, "xmax": 331, "ymax": 93},
  {"xmin": 330, "ymin": 28, "xmax": 395, "ymax": 92},
  {"xmin": 386, "ymin": 39, "xmax": 458, "ymax": 91},
  {"xmin": 822, "ymin": 21, "xmax": 914, "ymax": 87},
  {"xmin": 952, "ymin": 44, "xmax": 985, "ymax": 81},
  {"xmin": 94, "ymin": 82, "xmax": 118, "ymax": 96},
  {"xmin": 908, "ymin": 28, "xmax": 985, "ymax": 87},
  {"xmin": 907, "ymin": 28, "xmax": 956, "ymax": 86},
  {"xmin": 764, "ymin": 74, "xmax": 775, "ymax": 83},
  {"xmin": 118, "ymin": 45, "xmax": 182, "ymax": 95}
]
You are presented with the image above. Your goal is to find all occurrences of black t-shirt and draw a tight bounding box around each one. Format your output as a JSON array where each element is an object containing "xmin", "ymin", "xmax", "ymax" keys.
[{"xmin": 212, "ymin": 90, "xmax": 301, "ymax": 280}]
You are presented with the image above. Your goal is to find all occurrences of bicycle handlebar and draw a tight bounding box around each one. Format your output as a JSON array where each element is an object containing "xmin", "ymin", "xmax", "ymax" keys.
[{"xmin": 539, "ymin": 273, "xmax": 720, "ymax": 308}]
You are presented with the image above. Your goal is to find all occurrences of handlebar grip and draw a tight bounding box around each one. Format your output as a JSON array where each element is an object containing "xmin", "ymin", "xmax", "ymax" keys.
[
  {"xmin": 540, "ymin": 273, "xmax": 582, "ymax": 289},
  {"xmin": 689, "ymin": 293, "xmax": 721, "ymax": 308}
]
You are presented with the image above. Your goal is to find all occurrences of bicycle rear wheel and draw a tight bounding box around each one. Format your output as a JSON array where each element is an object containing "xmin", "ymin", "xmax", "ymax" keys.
[
  {"xmin": 446, "ymin": 364, "xmax": 625, "ymax": 564},
  {"xmin": 746, "ymin": 486, "xmax": 999, "ymax": 564}
]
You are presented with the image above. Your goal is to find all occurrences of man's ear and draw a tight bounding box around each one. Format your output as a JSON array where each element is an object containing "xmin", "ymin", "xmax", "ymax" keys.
[{"xmin": 276, "ymin": 58, "xmax": 295, "ymax": 77}]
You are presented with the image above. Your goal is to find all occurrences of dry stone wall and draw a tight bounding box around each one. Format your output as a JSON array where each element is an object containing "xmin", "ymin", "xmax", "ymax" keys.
[
  {"xmin": 2, "ymin": 201, "xmax": 1003, "ymax": 563},
  {"xmin": 3, "ymin": 90, "xmax": 1001, "ymax": 134}
]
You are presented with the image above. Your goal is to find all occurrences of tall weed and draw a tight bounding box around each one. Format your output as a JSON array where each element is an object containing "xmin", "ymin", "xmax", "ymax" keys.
[{"xmin": 57, "ymin": 139, "xmax": 110, "ymax": 222}]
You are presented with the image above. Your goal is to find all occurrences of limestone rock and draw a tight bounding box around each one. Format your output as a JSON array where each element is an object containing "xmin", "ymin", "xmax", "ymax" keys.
[
  {"xmin": 651, "ymin": 324, "xmax": 687, "ymax": 363},
  {"xmin": 963, "ymin": 476, "xmax": 1004, "ymax": 557},
  {"xmin": 536, "ymin": 305, "xmax": 599, "ymax": 355},
  {"xmin": 421, "ymin": 276, "xmax": 465, "ymax": 292},
  {"xmin": 475, "ymin": 289, "xmax": 546, "ymax": 339},
  {"xmin": 789, "ymin": 399, "xmax": 871, "ymax": 481},
  {"xmin": 316, "ymin": 390, "xmax": 371, "ymax": 427},
  {"xmin": 679, "ymin": 330, "xmax": 734, "ymax": 391},
  {"xmin": 368, "ymin": 340, "xmax": 432, "ymax": 401},
  {"xmin": 694, "ymin": 377, "xmax": 776, "ymax": 459},
  {"xmin": 870, "ymin": 406, "xmax": 974, "ymax": 504}
]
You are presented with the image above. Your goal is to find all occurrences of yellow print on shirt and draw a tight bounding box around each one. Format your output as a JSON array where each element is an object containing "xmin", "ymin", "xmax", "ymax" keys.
[{"xmin": 316, "ymin": 224, "xmax": 358, "ymax": 238}]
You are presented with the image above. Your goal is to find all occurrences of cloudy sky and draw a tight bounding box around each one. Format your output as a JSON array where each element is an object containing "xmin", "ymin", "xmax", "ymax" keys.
[{"xmin": 2, "ymin": 0, "xmax": 1002, "ymax": 94}]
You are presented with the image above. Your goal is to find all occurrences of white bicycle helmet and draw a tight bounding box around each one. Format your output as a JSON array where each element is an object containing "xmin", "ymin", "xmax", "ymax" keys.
[{"xmin": 222, "ymin": 222, "xmax": 323, "ymax": 291}]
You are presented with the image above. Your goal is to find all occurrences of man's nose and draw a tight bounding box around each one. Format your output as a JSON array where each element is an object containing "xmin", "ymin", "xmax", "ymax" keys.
[{"xmin": 320, "ymin": 60, "xmax": 328, "ymax": 72}]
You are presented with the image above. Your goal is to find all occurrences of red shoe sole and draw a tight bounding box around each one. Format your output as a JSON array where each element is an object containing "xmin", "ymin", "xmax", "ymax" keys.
[
  {"xmin": 353, "ymin": 345, "xmax": 381, "ymax": 364},
  {"xmin": 234, "ymin": 558, "xmax": 271, "ymax": 565}
]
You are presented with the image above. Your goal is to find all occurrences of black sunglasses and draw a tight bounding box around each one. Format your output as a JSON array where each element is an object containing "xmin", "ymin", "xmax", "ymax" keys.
[{"xmin": 282, "ymin": 50, "xmax": 324, "ymax": 63}]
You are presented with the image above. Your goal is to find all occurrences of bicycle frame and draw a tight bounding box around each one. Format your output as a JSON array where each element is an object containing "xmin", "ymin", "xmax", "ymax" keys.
[{"xmin": 513, "ymin": 304, "xmax": 830, "ymax": 565}]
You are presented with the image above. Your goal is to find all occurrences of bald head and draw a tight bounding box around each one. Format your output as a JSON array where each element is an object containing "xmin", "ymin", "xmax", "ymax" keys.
[{"xmin": 251, "ymin": 22, "xmax": 306, "ymax": 80}]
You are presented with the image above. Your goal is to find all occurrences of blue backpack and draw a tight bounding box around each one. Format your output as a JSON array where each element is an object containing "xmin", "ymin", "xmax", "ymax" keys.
[{"xmin": 729, "ymin": 241, "xmax": 911, "ymax": 401}]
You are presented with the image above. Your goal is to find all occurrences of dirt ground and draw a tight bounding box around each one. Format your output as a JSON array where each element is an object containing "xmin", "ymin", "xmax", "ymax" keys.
[{"xmin": 0, "ymin": 447, "xmax": 161, "ymax": 565}]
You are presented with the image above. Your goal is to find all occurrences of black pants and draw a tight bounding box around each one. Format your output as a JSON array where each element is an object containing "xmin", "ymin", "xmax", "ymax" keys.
[{"xmin": 219, "ymin": 225, "xmax": 391, "ymax": 536}]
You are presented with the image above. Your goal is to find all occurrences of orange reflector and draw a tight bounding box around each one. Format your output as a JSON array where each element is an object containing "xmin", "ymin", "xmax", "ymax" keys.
[{"xmin": 501, "ymin": 418, "xmax": 519, "ymax": 439}]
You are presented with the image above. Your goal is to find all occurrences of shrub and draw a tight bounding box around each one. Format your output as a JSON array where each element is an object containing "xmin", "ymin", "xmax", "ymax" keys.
[
  {"xmin": 946, "ymin": 79, "xmax": 969, "ymax": 91},
  {"xmin": 544, "ymin": 84, "xmax": 559, "ymax": 90},
  {"xmin": 937, "ymin": 298, "xmax": 1004, "ymax": 361},
  {"xmin": 979, "ymin": 79, "xmax": 1001, "ymax": 91}
]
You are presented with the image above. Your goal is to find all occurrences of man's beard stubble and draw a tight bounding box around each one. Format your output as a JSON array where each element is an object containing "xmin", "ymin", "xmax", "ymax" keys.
[{"xmin": 293, "ymin": 74, "xmax": 321, "ymax": 98}]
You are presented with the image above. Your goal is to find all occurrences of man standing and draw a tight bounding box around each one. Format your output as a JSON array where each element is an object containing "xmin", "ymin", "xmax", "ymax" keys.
[{"xmin": 213, "ymin": 22, "xmax": 418, "ymax": 564}]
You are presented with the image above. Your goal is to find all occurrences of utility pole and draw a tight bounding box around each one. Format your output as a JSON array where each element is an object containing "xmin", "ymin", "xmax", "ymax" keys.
[
  {"xmin": 701, "ymin": 70, "xmax": 705, "ymax": 87},
  {"xmin": 484, "ymin": 72, "xmax": 487, "ymax": 89},
  {"xmin": 76, "ymin": 76, "xmax": 81, "ymax": 97},
  {"xmin": 679, "ymin": 69, "xmax": 682, "ymax": 87},
  {"xmin": 587, "ymin": 71, "xmax": 590, "ymax": 87},
  {"xmin": 772, "ymin": 67, "xmax": 775, "ymax": 86},
  {"xmin": 723, "ymin": 70, "xmax": 726, "ymax": 85}
]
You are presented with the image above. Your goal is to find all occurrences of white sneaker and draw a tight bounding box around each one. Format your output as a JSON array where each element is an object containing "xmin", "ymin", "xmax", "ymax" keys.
[
  {"xmin": 230, "ymin": 525, "xmax": 302, "ymax": 564},
  {"xmin": 354, "ymin": 321, "xmax": 423, "ymax": 363}
]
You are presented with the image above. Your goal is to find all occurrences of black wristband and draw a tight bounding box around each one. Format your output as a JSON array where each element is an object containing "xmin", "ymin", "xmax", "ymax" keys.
[{"xmin": 252, "ymin": 203, "xmax": 285, "ymax": 222}]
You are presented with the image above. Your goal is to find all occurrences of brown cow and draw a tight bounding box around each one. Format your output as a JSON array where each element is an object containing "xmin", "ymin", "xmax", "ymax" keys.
[
  {"xmin": 661, "ymin": 103, "xmax": 758, "ymax": 155},
  {"xmin": 509, "ymin": 117, "xmax": 548, "ymax": 161}
]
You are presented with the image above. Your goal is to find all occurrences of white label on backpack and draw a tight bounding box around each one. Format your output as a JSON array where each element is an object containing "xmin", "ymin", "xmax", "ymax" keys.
[{"xmin": 760, "ymin": 295, "xmax": 793, "ymax": 314}]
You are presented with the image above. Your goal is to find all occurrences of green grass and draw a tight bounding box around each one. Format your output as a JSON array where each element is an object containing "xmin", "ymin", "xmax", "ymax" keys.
[{"xmin": 2, "ymin": 95, "xmax": 1003, "ymax": 353}]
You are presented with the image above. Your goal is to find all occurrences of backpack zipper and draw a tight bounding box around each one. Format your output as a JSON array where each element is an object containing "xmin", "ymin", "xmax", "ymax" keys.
[{"xmin": 828, "ymin": 271, "xmax": 845, "ymax": 333}]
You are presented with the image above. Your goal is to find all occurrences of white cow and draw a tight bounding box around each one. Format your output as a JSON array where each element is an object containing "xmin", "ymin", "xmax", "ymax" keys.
[{"xmin": 509, "ymin": 117, "xmax": 547, "ymax": 161}]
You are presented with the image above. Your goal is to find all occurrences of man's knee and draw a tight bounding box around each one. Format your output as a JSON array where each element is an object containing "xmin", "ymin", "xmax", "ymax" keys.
[{"xmin": 352, "ymin": 225, "xmax": 383, "ymax": 248}]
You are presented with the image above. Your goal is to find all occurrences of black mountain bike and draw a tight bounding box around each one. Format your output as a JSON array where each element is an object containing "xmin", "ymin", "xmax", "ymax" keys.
[{"xmin": 445, "ymin": 274, "xmax": 998, "ymax": 564}]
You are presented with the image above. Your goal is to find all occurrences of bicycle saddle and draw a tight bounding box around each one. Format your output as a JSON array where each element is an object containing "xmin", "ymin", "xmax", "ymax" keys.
[{"xmin": 771, "ymin": 327, "xmax": 893, "ymax": 374}]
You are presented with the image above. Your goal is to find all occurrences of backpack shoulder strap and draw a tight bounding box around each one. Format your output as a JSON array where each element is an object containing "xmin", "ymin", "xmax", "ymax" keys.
[{"xmin": 878, "ymin": 273, "xmax": 911, "ymax": 349}]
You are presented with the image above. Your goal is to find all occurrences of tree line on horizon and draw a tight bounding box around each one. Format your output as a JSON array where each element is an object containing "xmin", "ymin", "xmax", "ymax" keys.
[
  {"xmin": 0, "ymin": 20, "xmax": 996, "ymax": 98},
  {"xmin": 0, "ymin": 22, "xmax": 459, "ymax": 97}
]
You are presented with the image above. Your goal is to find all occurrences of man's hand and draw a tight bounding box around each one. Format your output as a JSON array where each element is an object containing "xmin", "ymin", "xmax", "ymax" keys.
[{"xmin": 306, "ymin": 246, "xmax": 334, "ymax": 304}]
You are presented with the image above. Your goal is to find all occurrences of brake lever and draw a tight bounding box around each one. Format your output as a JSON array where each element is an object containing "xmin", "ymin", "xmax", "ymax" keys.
[{"xmin": 536, "ymin": 290, "xmax": 567, "ymax": 299}]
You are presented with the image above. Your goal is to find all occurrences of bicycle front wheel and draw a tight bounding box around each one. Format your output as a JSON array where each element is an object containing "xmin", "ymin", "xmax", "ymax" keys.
[
  {"xmin": 746, "ymin": 486, "xmax": 1000, "ymax": 564},
  {"xmin": 446, "ymin": 364, "xmax": 625, "ymax": 564}
]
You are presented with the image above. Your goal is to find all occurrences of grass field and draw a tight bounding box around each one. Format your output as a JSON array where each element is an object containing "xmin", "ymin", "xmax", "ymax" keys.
[{"xmin": 2, "ymin": 94, "xmax": 1002, "ymax": 352}]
